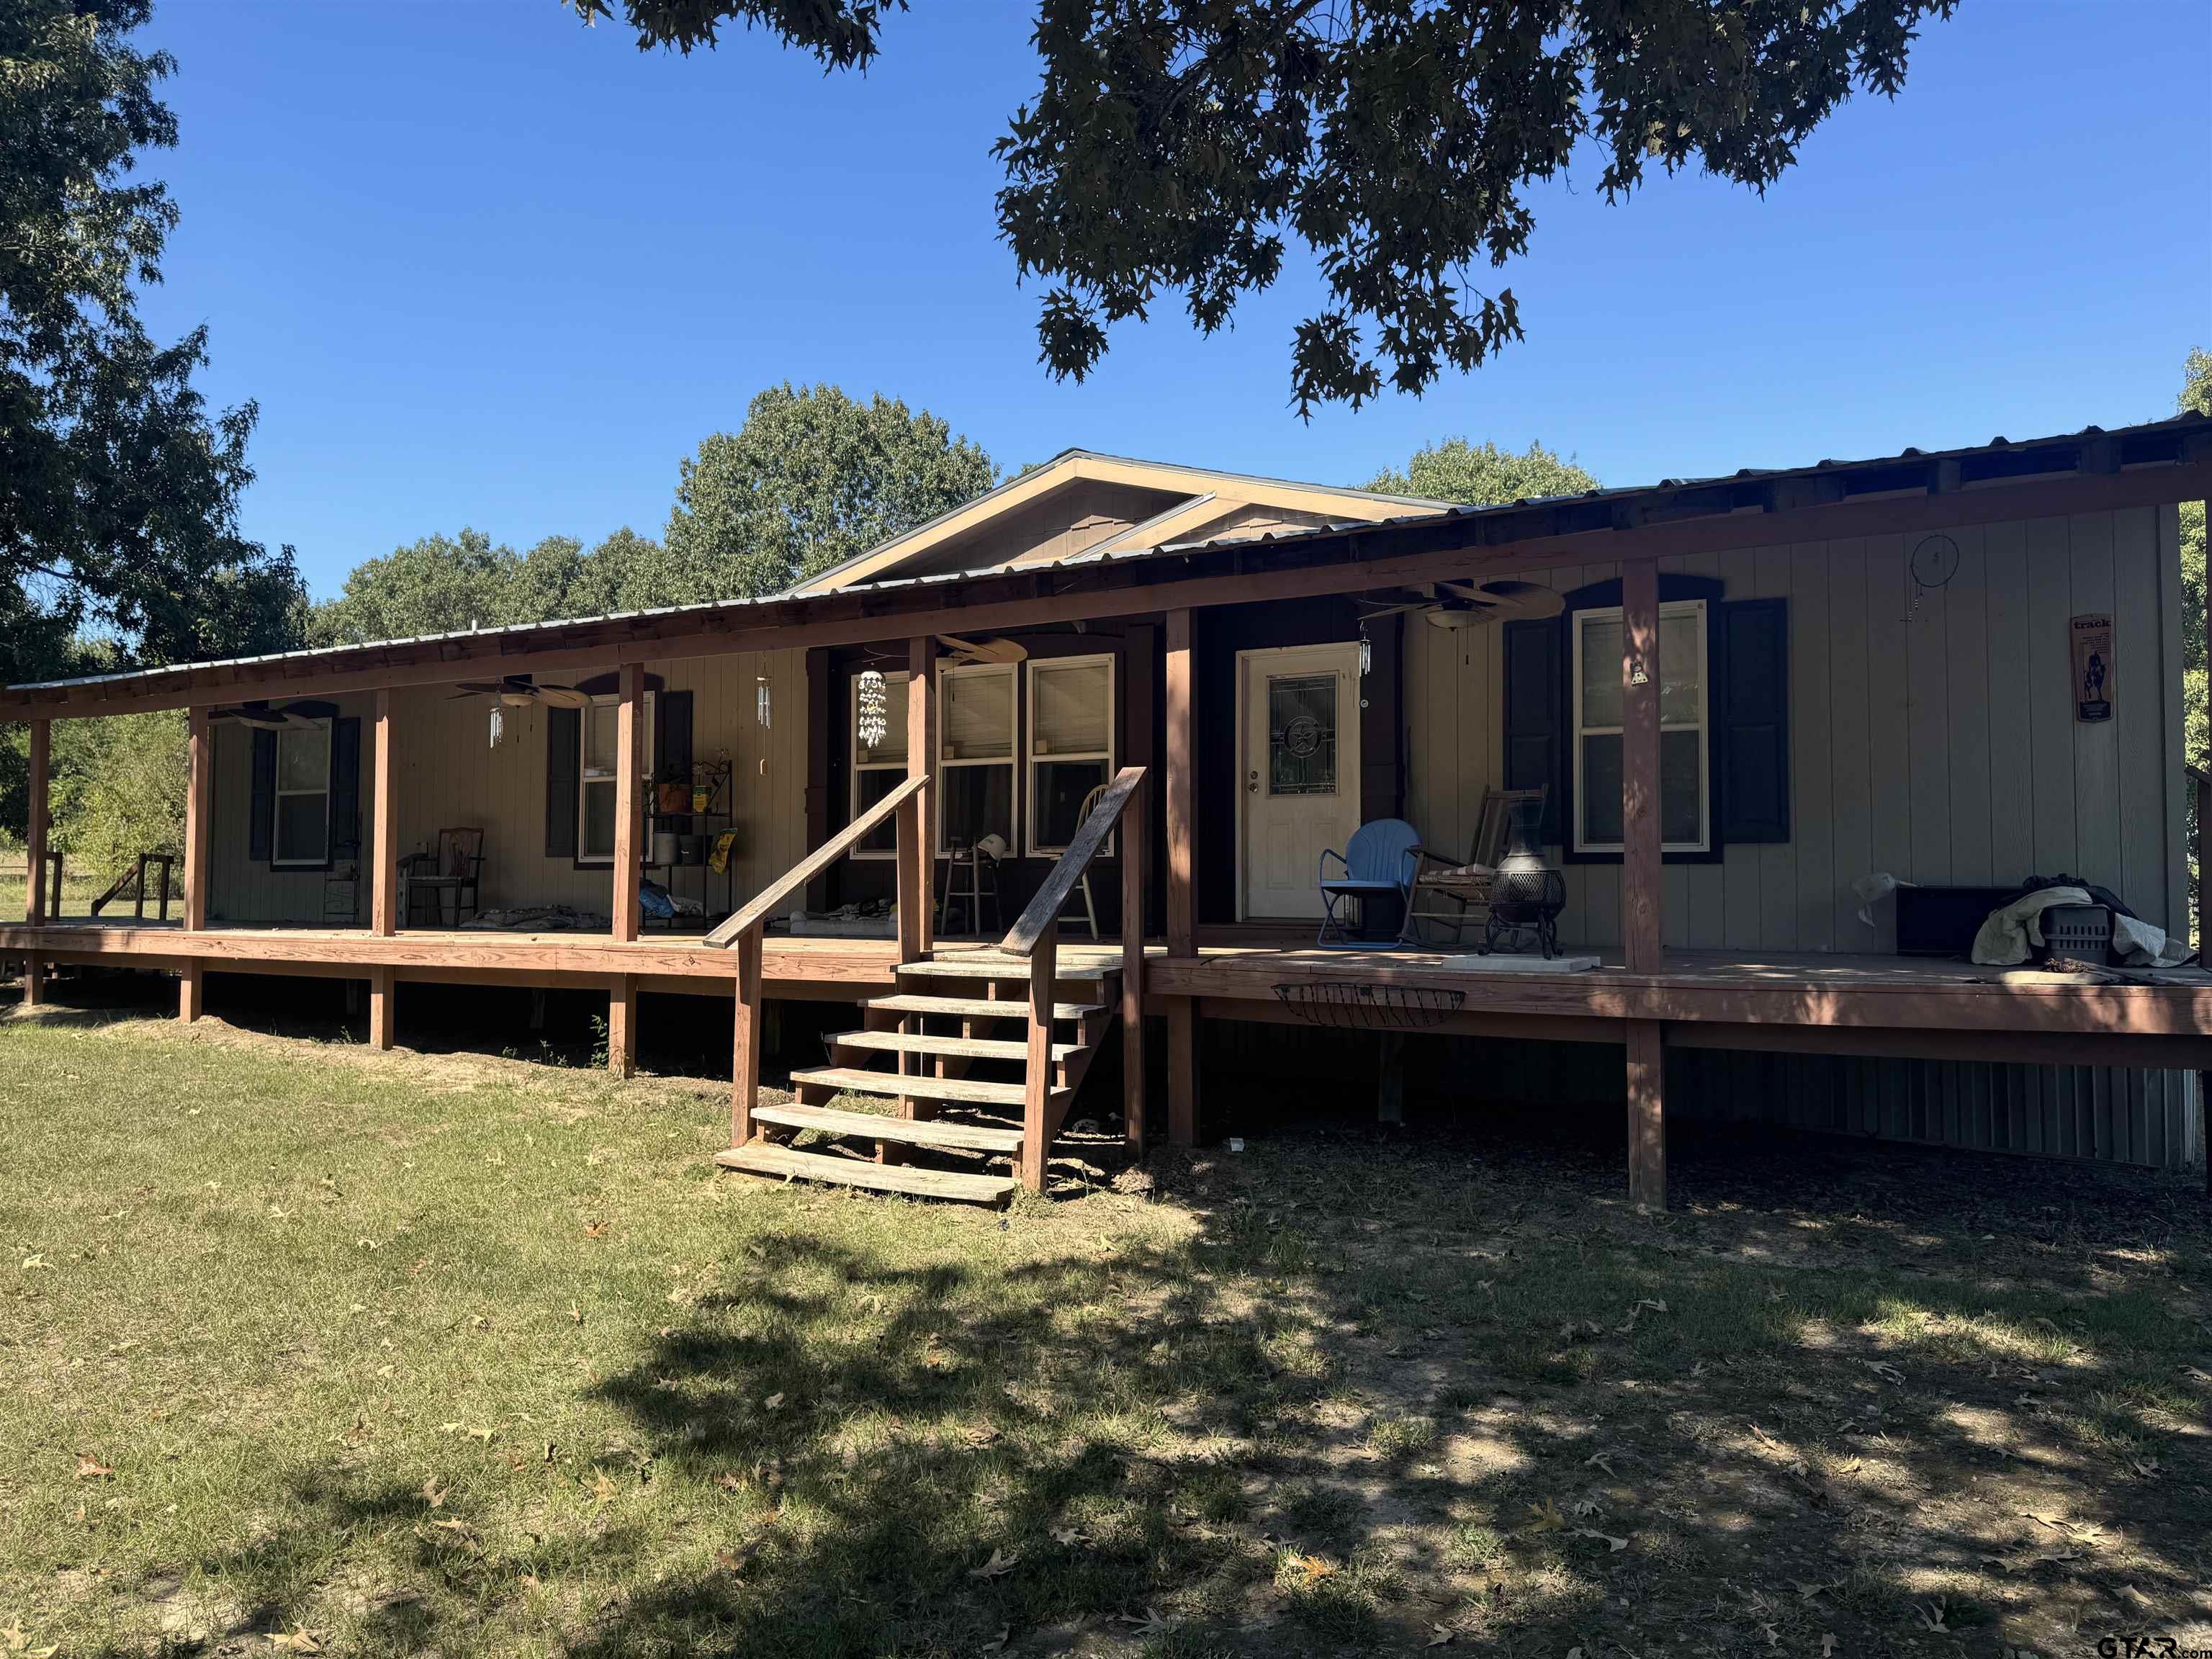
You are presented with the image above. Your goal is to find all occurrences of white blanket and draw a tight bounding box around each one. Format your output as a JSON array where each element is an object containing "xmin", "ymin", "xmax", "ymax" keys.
[{"xmin": 1969, "ymin": 886, "xmax": 2188, "ymax": 968}]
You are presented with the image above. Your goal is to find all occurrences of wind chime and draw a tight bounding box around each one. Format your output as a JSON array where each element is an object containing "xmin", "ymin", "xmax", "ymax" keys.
[{"xmin": 856, "ymin": 667, "xmax": 888, "ymax": 750}]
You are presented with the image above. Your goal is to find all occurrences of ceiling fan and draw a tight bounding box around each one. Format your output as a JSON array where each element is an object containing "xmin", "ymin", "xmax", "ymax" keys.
[
  {"xmin": 1358, "ymin": 579, "xmax": 1568, "ymax": 630},
  {"xmin": 935, "ymin": 634, "xmax": 1028, "ymax": 667},
  {"xmin": 208, "ymin": 703, "xmax": 292, "ymax": 730},
  {"xmin": 449, "ymin": 675, "xmax": 590, "ymax": 709}
]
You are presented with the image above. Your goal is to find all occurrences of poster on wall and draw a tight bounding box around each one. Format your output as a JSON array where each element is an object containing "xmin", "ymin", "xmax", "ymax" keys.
[{"xmin": 2071, "ymin": 613, "xmax": 2114, "ymax": 723}]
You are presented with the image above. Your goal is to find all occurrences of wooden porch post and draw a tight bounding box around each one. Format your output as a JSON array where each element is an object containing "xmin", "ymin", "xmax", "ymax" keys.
[
  {"xmin": 1622, "ymin": 559, "xmax": 1665, "ymax": 1206},
  {"xmin": 179, "ymin": 707, "xmax": 211, "ymax": 1022},
  {"xmin": 907, "ymin": 636, "xmax": 937, "ymax": 956},
  {"xmin": 365, "ymin": 690, "xmax": 397, "ymax": 1049},
  {"xmin": 730, "ymin": 928, "xmax": 762, "ymax": 1146},
  {"xmin": 1625, "ymin": 1017, "xmax": 1666, "ymax": 1209},
  {"xmin": 22, "ymin": 716, "xmax": 49, "ymax": 1006},
  {"xmin": 1021, "ymin": 918, "xmax": 1059, "ymax": 1192},
  {"xmin": 608, "ymin": 663, "xmax": 644, "ymax": 1076},
  {"xmin": 1621, "ymin": 557, "xmax": 1663, "ymax": 973},
  {"xmin": 1121, "ymin": 773, "xmax": 1147, "ymax": 1151},
  {"xmin": 1164, "ymin": 608, "xmax": 1198, "ymax": 1146}
]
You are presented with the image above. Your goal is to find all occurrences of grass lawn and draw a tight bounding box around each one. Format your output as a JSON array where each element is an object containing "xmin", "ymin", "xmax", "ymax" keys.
[
  {"xmin": 2, "ymin": 1003, "xmax": 2209, "ymax": 1658},
  {"xmin": 0, "ymin": 868, "xmax": 109, "ymax": 922}
]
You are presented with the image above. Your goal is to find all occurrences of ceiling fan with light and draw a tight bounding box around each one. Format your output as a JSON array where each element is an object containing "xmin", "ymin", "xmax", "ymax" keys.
[
  {"xmin": 449, "ymin": 675, "xmax": 590, "ymax": 709},
  {"xmin": 1357, "ymin": 579, "xmax": 1568, "ymax": 630},
  {"xmin": 207, "ymin": 703, "xmax": 295, "ymax": 730}
]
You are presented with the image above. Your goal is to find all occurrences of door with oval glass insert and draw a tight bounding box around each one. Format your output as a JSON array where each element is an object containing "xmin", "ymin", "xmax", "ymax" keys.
[{"xmin": 1238, "ymin": 643, "xmax": 1362, "ymax": 920}]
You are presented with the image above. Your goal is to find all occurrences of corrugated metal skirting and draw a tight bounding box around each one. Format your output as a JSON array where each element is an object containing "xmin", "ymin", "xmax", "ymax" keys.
[{"xmin": 1203, "ymin": 1020, "xmax": 2206, "ymax": 1172}]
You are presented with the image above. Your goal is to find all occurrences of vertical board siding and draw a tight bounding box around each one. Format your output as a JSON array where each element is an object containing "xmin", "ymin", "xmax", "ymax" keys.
[
  {"xmin": 1396, "ymin": 508, "xmax": 2194, "ymax": 1176},
  {"xmin": 207, "ymin": 693, "xmax": 379, "ymax": 924},
  {"xmin": 1403, "ymin": 510, "xmax": 2183, "ymax": 954},
  {"xmin": 209, "ymin": 652, "xmax": 807, "ymax": 925}
]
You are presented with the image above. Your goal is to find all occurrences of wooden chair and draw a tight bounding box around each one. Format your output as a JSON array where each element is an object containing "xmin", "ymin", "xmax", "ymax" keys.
[
  {"xmin": 1316, "ymin": 818, "xmax": 1421, "ymax": 949},
  {"xmin": 1052, "ymin": 781, "xmax": 1109, "ymax": 940},
  {"xmin": 400, "ymin": 827, "xmax": 485, "ymax": 927},
  {"xmin": 1398, "ymin": 785, "xmax": 1546, "ymax": 947}
]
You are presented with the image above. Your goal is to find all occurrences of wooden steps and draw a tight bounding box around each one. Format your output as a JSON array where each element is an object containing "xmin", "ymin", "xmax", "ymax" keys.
[
  {"xmin": 717, "ymin": 948, "xmax": 1119, "ymax": 1205},
  {"xmin": 751, "ymin": 1101, "xmax": 1023, "ymax": 1154},
  {"xmin": 897, "ymin": 955, "xmax": 1111, "ymax": 982},
  {"xmin": 791, "ymin": 1064, "xmax": 1065, "ymax": 1111},
  {"xmin": 830, "ymin": 1029, "xmax": 1078, "ymax": 1065},
  {"xmin": 715, "ymin": 1142, "xmax": 1016, "ymax": 1205},
  {"xmin": 867, "ymin": 993, "xmax": 1107, "ymax": 1022}
]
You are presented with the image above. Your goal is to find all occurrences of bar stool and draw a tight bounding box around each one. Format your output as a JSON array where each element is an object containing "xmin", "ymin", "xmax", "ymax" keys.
[{"xmin": 936, "ymin": 839, "xmax": 1004, "ymax": 938}]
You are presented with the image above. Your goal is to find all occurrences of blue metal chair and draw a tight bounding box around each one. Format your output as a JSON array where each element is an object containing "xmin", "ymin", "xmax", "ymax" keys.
[{"xmin": 1316, "ymin": 818, "xmax": 1423, "ymax": 949}]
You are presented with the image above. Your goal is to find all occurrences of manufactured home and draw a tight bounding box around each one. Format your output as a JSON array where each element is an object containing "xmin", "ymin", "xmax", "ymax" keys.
[{"xmin": 6, "ymin": 418, "xmax": 2211, "ymax": 1204}]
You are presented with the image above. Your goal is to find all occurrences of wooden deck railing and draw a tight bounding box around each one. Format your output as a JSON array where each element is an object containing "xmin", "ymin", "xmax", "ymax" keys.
[
  {"xmin": 998, "ymin": 765, "xmax": 1148, "ymax": 1186},
  {"xmin": 713, "ymin": 770, "xmax": 930, "ymax": 1146}
]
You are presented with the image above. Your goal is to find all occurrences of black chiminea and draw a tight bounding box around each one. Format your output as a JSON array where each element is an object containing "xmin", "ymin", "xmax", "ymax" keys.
[{"xmin": 1483, "ymin": 795, "xmax": 1566, "ymax": 958}]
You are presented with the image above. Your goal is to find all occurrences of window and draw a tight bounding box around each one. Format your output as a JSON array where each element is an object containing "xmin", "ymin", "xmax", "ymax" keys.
[
  {"xmin": 1027, "ymin": 655, "xmax": 1114, "ymax": 855},
  {"xmin": 938, "ymin": 662, "xmax": 1015, "ymax": 855},
  {"xmin": 1570, "ymin": 600, "xmax": 1709, "ymax": 855},
  {"xmin": 271, "ymin": 719, "xmax": 331, "ymax": 866},
  {"xmin": 577, "ymin": 694, "xmax": 652, "ymax": 865},
  {"xmin": 850, "ymin": 672, "xmax": 910, "ymax": 859}
]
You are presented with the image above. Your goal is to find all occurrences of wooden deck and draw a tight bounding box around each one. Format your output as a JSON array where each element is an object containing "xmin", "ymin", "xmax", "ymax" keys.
[{"xmin": 8, "ymin": 917, "xmax": 2211, "ymax": 1067}]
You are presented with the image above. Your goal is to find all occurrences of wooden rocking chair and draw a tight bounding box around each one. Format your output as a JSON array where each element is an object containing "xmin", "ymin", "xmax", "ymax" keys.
[{"xmin": 1397, "ymin": 786, "xmax": 1547, "ymax": 948}]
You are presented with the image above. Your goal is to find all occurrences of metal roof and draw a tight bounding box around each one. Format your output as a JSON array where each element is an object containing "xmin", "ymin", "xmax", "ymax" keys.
[{"xmin": 9, "ymin": 410, "xmax": 2206, "ymax": 698}]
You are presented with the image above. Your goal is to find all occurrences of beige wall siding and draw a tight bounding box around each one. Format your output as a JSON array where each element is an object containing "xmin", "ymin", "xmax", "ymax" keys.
[
  {"xmin": 207, "ymin": 652, "xmax": 807, "ymax": 925},
  {"xmin": 1403, "ymin": 505, "xmax": 2188, "ymax": 952},
  {"xmin": 206, "ymin": 693, "xmax": 379, "ymax": 925}
]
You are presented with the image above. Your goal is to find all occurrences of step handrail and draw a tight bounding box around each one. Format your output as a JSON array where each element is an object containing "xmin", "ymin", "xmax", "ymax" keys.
[
  {"xmin": 998, "ymin": 765, "xmax": 1146, "ymax": 958},
  {"xmin": 997, "ymin": 764, "xmax": 1148, "ymax": 1188},
  {"xmin": 706, "ymin": 772, "xmax": 927, "ymax": 949}
]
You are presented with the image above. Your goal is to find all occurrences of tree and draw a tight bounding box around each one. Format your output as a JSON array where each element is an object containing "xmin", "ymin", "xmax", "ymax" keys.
[
  {"xmin": 307, "ymin": 526, "xmax": 679, "ymax": 645},
  {"xmin": 1, "ymin": 0, "xmax": 305, "ymax": 687},
  {"xmin": 664, "ymin": 384, "xmax": 996, "ymax": 595},
  {"xmin": 569, "ymin": 0, "xmax": 1956, "ymax": 414},
  {"xmin": 1366, "ymin": 439, "xmax": 1596, "ymax": 507}
]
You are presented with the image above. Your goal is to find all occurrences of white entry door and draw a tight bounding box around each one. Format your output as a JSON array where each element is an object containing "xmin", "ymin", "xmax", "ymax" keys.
[{"xmin": 1239, "ymin": 643, "xmax": 1363, "ymax": 920}]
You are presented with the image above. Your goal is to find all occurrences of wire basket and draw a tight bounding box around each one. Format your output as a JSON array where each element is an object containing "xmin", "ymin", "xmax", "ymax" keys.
[{"xmin": 1272, "ymin": 981, "xmax": 1467, "ymax": 1030}]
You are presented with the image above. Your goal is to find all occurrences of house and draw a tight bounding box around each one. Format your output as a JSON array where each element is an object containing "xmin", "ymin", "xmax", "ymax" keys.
[{"xmin": 6, "ymin": 419, "xmax": 2210, "ymax": 1205}]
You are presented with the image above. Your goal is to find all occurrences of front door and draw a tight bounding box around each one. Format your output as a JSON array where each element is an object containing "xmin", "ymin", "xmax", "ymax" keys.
[{"xmin": 1239, "ymin": 643, "xmax": 1362, "ymax": 920}]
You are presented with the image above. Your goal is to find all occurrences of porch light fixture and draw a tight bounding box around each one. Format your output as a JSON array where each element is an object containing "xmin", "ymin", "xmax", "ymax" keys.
[
  {"xmin": 756, "ymin": 675, "xmax": 772, "ymax": 729},
  {"xmin": 856, "ymin": 669, "xmax": 888, "ymax": 749}
]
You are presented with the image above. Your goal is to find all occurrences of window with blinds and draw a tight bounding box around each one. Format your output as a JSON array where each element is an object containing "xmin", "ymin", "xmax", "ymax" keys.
[
  {"xmin": 1027, "ymin": 655, "xmax": 1114, "ymax": 854},
  {"xmin": 850, "ymin": 672, "xmax": 910, "ymax": 858},
  {"xmin": 939, "ymin": 664, "xmax": 1016, "ymax": 853}
]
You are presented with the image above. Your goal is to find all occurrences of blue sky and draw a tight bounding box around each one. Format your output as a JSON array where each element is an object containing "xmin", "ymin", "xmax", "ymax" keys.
[{"xmin": 138, "ymin": 0, "xmax": 2210, "ymax": 601}]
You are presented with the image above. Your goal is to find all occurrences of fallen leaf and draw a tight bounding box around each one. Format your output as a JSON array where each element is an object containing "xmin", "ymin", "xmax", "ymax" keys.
[
  {"xmin": 1584, "ymin": 1450, "xmax": 1615, "ymax": 1476},
  {"xmin": 714, "ymin": 1472, "xmax": 742, "ymax": 1493},
  {"xmin": 1116, "ymin": 1608, "xmax": 1170, "ymax": 1637},
  {"xmin": 1572, "ymin": 1526, "xmax": 1628, "ymax": 1552},
  {"xmin": 1048, "ymin": 1526, "xmax": 1086, "ymax": 1547},
  {"xmin": 1794, "ymin": 1578, "xmax": 1843, "ymax": 1602},
  {"xmin": 20, "ymin": 1254, "xmax": 47, "ymax": 1271},
  {"xmin": 1425, "ymin": 1623, "xmax": 1456, "ymax": 1647},
  {"xmin": 74, "ymin": 1455, "xmax": 114, "ymax": 1480},
  {"xmin": 968, "ymin": 1546, "xmax": 1020, "ymax": 1580},
  {"xmin": 979, "ymin": 1628, "xmax": 1010, "ymax": 1654},
  {"xmin": 421, "ymin": 1478, "xmax": 447, "ymax": 1509},
  {"xmin": 1524, "ymin": 1497, "xmax": 1565, "ymax": 1533},
  {"xmin": 1915, "ymin": 1597, "xmax": 1948, "ymax": 1632},
  {"xmin": 763, "ymin": 1393, "xmax": 784, "ymax": 1411},
  {"xmin": 1821, "ymin": 1636, "xmax": 1837, "ymax": 1658},
  {"xmin": 1862, "ymin": 1359, "xmax": 1905, "ymax": 1385},
  {"xmin": 583, "ymin": 1220, "xmax": 609, "ymax": 1239},
  {"xmin": 590, "ymin": 1470, "xmax": 617, "ymax": 1505},
  {"xmin": 269, "ymin": 1631, "xmax": 323, "ymax": 1653}
]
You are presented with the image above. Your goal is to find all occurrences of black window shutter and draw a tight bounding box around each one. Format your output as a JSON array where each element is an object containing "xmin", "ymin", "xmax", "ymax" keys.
[
  {"xmin": 329, "ymin": 716, "xmax": 361, "ymax": 858},
  {"xmin": 1502, "ymin": 618, "xmax": 1563, "ymax": 846},
  {"xmin": 1715, "ymin": 597, "xmax": 1790, "ymax": 844},
  {"xmin": 546, "ymin": 705, "xmax": 580, "ymax": 858},
  {"xmin": 656, "ymin": 689, "xmax": 694, "ymax": 780},
  {"xmin": 249, "ymin": 729, "xmax": 276, "ymax": 863}
]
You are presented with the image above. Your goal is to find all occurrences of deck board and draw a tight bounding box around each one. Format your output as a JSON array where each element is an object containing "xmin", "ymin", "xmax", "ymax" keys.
[{"xmin": 6, "ymin": 918, "xmax": 2210, "ymax": 1056}]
